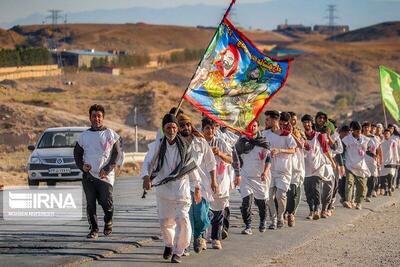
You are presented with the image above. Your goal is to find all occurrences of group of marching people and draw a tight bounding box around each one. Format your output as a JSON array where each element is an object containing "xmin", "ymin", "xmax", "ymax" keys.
[{"xmin": 140, "ymin": 107, "xmax": 400, "ymax": 263}]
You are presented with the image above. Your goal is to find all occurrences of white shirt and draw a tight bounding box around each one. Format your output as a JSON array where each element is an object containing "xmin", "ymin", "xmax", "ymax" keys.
[
  {"xmin": 216, "ymin": 128, "xmax": 238, "ymax": 188},
  {"xmin": 189, "ymin": 136, "xmax": 216, "ymax": 202},
  {"xmin": 208, "ymin": 136, "xmax": 232, "ymax": 210},
  {"xmin": 140, "ymin": 138, "xmax": 200, "ymax": 201},
  {"xmin": 303, "ymin": 132, "xmax": 332, "ymax": 180},
  {"xmin": 342, "ymin": 134, "xmax": 371, "ymax": 178},
  {"xmin": 365, "ymin": 135, "xmax": 380, "ymax": 177},
  {"xmin": 380, "ymin": 138, "xmax": 399, "ymax": 177},
  {"xmin": 262, "ymin": 129, "xmax": 297, "ymax": 191},
  {"xmin": 78, "ymin": 128, "xmax": 120, "ymax": 186},
  {"xmin": 238, "ymin": 142, "xmax": 271, "ymax": 200}
]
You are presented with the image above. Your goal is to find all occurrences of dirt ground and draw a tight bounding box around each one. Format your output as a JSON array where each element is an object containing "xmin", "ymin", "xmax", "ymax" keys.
[{"xmin": 270, "ymin": 200, "xmax": 400, "ymax": 267}]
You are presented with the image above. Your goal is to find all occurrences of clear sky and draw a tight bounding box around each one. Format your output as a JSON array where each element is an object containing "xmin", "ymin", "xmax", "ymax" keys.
[
  {"xmin": 0, "ymin": 0, "xmax": 264, "ymax": 22},
  {"xmin": 0, "ymin": 0, "xmax": 398, "ymax": 28}
]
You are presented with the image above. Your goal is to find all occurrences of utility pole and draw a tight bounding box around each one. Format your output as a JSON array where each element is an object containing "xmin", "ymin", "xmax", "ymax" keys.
[
  {"xmin": 325, "ymin": 4, "xmax": 339, "ymax": 34},
  {"xmin": 134, "ymin": 107, "xmax": 138, "ymax": 153},
  {"xmin": 47, "ymin": 9, "xmax": 63, "ymax": 25}
]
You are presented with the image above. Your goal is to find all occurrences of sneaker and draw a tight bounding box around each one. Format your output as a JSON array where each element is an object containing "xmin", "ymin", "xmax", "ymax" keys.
[
  {"xmin": 103, "ymin": 221, "xmax": 112, "ymax": 236},
  {"xmin": 306, "ymin": 212, "xmax": 314, "ymax": 220},
  {"xmin": 86, "ymin": 230, "xmax": 98, "ymax": 239},
  {"xmin": 343, "ymin": 201, "xmax": 352, "ymax": 209},
  {"xmin": 355, "ymin": 203, "xmax": 362, "ymax": 210},
  {"xmin": 365, "ymin": 197, "xmax": 371, "ymax": 202},
  {"xmin": 193, "ymin": 238, "xmax": 202, "ymax": 253},
  {"xmin": 163, "ymin": 247, "xmax": 172, "ymax": 260},
  {"xmin": 372, "ymin": 191, "xmax": 377, "ymax": 197},
  {"xmin": 321, "ymin": 211, "xmax": 328, "ymax": 219},
  {"xmin": 287, "ymin": 214, "xmax": 295, "ymax": 227},
  {"xmin": 182, "ymin": 248, "xmax": 190, "ymax": 257},
  {"xmin": 313, "ymin": 211, "xmax": 320, "ymax": 220},
  {"xmin": 211, "ymin": 239, "xmax": 222, "ymax": 249},
  {"xmin": 200, "ymin": 238, "xmax": 207, "ymax": 250},
  {"xmin": 259, "ymin": 222, "xmax": 266, "ymax": 232},
  {"xmin": 327, "ymin": 209, "xmax": 333, "ymax": 217},
  {"xmin": 277, "ymin": 220, "xmax": 284, "ymax": 229},
  {"xmin": 171, "ymin": 254, "xmax": 182, "ymax": 263},
  {"xmin": 221, "ymin": 229, "xmax": 228, "ymax": 240},
  {"xmin": 241, "ymin": 226, "xmax": 253, "ymax": 235},
  {"xmin": 388, "ymin": 190, "xmax": 392, "ymax": 196},
  {"xmin": 268, "ymin": 223, "xmax": 277, "ymax": 230},
  {"xmin": 391, "ymin": 187, "xmax": 395, "ymax": 192}
]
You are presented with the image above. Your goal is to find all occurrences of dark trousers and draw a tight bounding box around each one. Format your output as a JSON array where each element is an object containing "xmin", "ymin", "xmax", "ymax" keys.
[
  {"xmin": 396, "ymin": 168, "xmax": 400, "ymax": 187},
  {"xmin": 338, "ymin": 176, "xmax": 346, "ymax": 201},
  {"xmin": 82, "ymin": 173, "xmax": 114, "ymax": 231},
  {"xmin": 304, "ymin": 176, "xmax": 321, "ymax": 212},
  {"xmin": 286, "ymin": 184, "xmax": 301, "ymax": 215},
  {"xmin": 380, "ymin": 174, "xmax": 394, "ymax": 191},
  {"xmin": 210, "ymin": 209, "xmax": 224, "ymax": 240},
  {"xmin": 223, "ymin": 206, "xmax": 230, "ymax": 232},
  {"xmin": 241, "ymin": 194, "xmax": 267, "ymax": 227},
  {"xmin": 366, "ymin": 176, "xmax": 377, "ymax": 197}
]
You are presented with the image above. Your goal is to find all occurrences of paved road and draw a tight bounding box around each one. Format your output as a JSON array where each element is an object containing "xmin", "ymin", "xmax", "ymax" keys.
[{"xmin": 0, "ymin": 177, "xmax": 399, "ymax": 266}]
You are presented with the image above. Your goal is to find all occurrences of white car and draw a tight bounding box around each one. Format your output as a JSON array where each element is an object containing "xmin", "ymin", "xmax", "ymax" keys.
[{"xmin": 27, "ymin": 127, "xmax": 89, "ymax": 186}]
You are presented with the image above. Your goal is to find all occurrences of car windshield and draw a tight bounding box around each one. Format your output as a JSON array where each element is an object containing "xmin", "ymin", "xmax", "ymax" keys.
[{"xmin": 37, "ymin": 131, "xmax": 83, "ymax": 149}]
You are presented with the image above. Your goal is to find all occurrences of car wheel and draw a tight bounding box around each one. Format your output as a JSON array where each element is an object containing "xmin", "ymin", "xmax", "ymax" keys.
[
  {"xmin": 28, "ymin": 178, "xmax": 39, "ymax": 186},
  {"xmin": 46, "ymin": 180, "xmax": 57, "ymax": 186}
]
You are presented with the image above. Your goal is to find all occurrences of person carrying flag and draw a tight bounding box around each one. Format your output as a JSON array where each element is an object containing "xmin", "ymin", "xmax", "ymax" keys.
[{"xmin": 141, "ymin": 113, "xmax": 200, "ymax": 263}]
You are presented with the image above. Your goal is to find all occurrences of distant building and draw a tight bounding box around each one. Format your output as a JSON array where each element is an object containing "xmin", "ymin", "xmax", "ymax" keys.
[
  {"xmin": 313, "ymin": 25, "xmax": 350, "ymax": 35},
  {"xmin": 57, "ymin": 49, "xmax": 117, "ymax": 68},
  {"xmin": 274, "ymin": 21, "xmax": 350, "ymax": 36},
  {"xmin": 94, "ymin": 66, "xmax": 120, "ymax": 76},
  {"xmin": 275, "ymin": 24, "xmax": 312, "ymax": 34}
]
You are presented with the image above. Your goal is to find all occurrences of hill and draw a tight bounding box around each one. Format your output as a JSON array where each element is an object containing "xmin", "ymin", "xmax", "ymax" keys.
[
  {"xmin": 1, "ymin": 23, "xmax": 291, "ymax": 54},
  {"xmin": 329, "ymin": 21, "xmax": 400, "ymax": 42},
  {"xmin": 0, "ymin": 28, "xmax": 25, "ymax": 48}
]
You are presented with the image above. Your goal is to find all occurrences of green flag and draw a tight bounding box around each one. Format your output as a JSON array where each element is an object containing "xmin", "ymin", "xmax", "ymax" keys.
[{"xmin": 380, "ymin": 66, "xmax": 400, "ymax": 122}]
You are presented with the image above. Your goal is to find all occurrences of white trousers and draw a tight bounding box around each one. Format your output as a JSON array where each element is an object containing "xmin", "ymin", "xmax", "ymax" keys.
[
  {"xmin": 267, "ymin": 186, "xmax": 287, "ymax": 224},
  {"xmin": 157, "ymin": 196, "xmax": 191, "ymax": 256}
]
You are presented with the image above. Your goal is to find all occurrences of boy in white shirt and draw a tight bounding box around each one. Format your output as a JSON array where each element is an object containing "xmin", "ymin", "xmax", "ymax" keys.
[
  {"xmin": 342, "ymin": 121, "xmax": 371, "ymax": 210},
  {"xmin": 262, "ymin": 110, "xmax": 296, "ymax": 229},
  {"xmin": 379, "ymin": 129, "xmax": 399, "ymax": 196},
  {"xmin": 202, "ymin": 117, "xmax": 233, "ymax": 249},
  {"xmin": 234, "ymin": 121, "xmax": 271, "ymax": 234}
]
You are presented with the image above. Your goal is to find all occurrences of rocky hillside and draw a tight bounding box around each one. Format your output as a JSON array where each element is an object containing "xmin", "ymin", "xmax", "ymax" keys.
[{"xmin": 329, "ymin": 21, "xmax": 400, "ymax": 42}]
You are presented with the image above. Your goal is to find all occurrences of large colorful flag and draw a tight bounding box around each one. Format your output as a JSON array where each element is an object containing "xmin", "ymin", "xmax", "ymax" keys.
[
  {"xmin": 380, "ymin": 66, "xmax": 400, "ymax": 122},
  {"xmin": 183, "ymin": 17, "xmax": 292, "ymax": 136}
]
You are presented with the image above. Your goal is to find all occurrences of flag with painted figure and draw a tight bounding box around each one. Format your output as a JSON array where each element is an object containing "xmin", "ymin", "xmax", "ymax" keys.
[
  {"xmin": 380, "ymin": 66, "xmax": 400, "ymax": 122},
  {"xmin": 183, "ymin": 18, "xmax": 292, "ymax": 136}
]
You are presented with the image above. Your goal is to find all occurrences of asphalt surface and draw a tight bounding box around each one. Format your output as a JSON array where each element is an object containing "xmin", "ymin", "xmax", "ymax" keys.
[{"xmin": 0, "ymin": 177, "xmax": 399, "ymax": 267}]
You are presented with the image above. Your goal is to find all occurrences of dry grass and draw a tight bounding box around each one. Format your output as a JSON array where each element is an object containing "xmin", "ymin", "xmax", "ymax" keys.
[{"xmin": 0, "ymin": 146, "xmax": 30, "ymax": 187}]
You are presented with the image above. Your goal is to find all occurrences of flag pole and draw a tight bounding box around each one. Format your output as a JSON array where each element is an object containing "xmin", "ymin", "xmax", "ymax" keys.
[
  {"xmin": 381, "ymin": 92, "xmax": 388, "ymax": 128},
  {"xmin": 174, "ymin": 0, "xmax": 237, "ymax": 116},
  {"xmin": 379, "ymin": 66, "xmax": 389, "ymax": 128}
]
